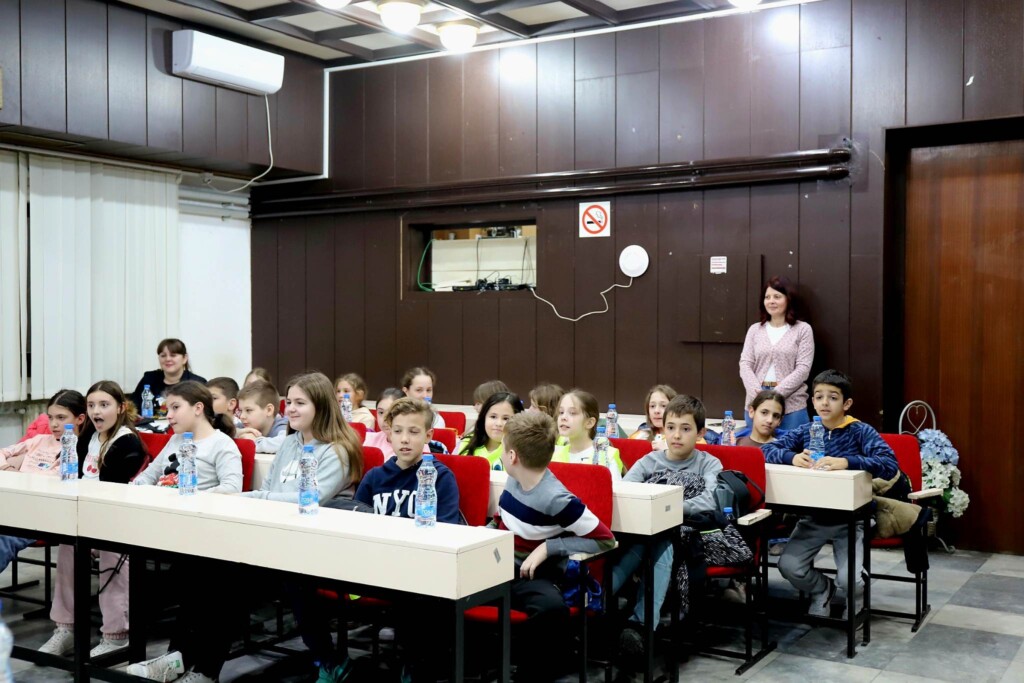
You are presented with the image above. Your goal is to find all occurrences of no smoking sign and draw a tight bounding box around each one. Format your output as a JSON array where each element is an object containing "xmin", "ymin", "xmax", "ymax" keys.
[{"xmin": 578, "ymin": 201, "xmax": 611, "ymax": 238}]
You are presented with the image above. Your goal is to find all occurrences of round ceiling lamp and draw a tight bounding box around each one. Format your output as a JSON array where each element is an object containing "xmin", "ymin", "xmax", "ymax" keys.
[
  {"xmin": 377, "ymin": 0, "xmax": 426, "ymax": 34},
  {"xmin": 438, "ymin": 21, "xmax": 480, "ymax": 52}
]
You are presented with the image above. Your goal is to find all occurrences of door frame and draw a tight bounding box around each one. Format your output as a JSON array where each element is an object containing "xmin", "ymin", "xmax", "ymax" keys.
[{"xmin": 881, "ymin": 115, "xmax": 1024, "ymax": 432}]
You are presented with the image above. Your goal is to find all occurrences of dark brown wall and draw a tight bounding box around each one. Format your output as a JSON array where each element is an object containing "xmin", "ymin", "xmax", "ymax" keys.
[
  {"xmin": 0, "ymin": 0, "xmax": 323, "ymax": 177},
  {"xmin": 251, "ymin": 0, "xmax": 1024, "ymax": 420}
]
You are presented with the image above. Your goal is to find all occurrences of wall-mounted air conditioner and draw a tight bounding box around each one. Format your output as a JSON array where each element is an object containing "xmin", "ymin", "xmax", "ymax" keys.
[{"xmin": 172, "ymin": 30, "xmax": 284, "ymax": 96}]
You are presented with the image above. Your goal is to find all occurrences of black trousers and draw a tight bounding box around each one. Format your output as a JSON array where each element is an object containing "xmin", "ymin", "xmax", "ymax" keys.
[{"xmin": 509, "ymin": 563, "xmax": 570, "ymax": 682}]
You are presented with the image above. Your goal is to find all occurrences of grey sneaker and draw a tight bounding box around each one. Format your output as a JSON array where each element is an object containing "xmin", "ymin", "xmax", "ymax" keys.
[
  {"xmin": 841, "ymin": 592, "xmax": 864, "ymax": 620},
  {"xmin": 807, "ymin": 578, "xmax": 837, "ymax": 617},
  {"xmin": 38, "ymin": 627, "xmax": 75, "ymax": 656}
]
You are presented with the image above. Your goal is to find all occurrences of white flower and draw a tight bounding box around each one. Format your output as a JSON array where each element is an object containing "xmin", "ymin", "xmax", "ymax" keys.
[
  {"xmin": 950, "ymin": 466, "xmax": 961, "ymax": 487},
  {"xmin": 947, "ymin": 487, "xmax": 970, "ymax": 518}
]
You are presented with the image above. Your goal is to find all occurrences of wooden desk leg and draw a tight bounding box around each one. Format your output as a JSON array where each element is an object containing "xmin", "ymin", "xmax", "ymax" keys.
[
  {"xmin": 499, "ymin": 585, "xmax": 511, "ymax": 683},
  {"xmin": 73, "ymin": 540, "xmax": 91, "ymax": 683},
  {"xmin": 128, "ymin": 550, "xmax": 147, "ymax": 663},
  {"xmin": 643, "ymin": 543, "xmax": 655, "ymax": 683},
  {"xmin": 452, "ymin": 599, "xmax": 466, "ymax": 683},
  {"xmin": 846, "ymin": 520, "xmax": 855, "ymax": 659}
]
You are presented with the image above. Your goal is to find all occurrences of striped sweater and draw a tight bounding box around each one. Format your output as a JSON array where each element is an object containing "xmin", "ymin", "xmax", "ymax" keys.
[{"xmin": 495, "ymin": 469, "xmax": 615, "ymax": 560}]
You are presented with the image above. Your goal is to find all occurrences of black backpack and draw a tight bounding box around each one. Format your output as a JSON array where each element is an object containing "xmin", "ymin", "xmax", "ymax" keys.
[{"xmin": 689, "ymin": 470, "xmax": 764, "ymax": 530}]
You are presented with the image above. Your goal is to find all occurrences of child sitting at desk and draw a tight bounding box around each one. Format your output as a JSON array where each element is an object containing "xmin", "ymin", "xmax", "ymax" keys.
[
  {"xmin": 736, "ymin": 389, "xmax": 785, "ymax": 447},
  {"xmin": 235, "ymin": 379, "xmax": 290, "ymax": 453},
  {"xmin": 611, "ymin": 394, "xmax": 722, "ymax": 657},
  {"xmin": 493, "ymin": 411, "xmax": 616, "ymax": 682},
  {"xmin": 763, "ymin": 369, "xmax": 897, "ymax": 617}
]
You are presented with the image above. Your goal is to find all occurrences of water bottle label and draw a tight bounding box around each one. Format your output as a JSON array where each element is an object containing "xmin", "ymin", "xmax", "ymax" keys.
[{"xmin": 299, "ymin": 489, "xmax": 319, "ymax": 507}]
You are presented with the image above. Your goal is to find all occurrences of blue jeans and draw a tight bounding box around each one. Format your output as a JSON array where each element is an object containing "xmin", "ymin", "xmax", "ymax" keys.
[
  {"xmin": 0, "ymin": 535, "xmax": 34, "ymax": 573},
  {"xmin": 746, "ymin": 408, "xmax": 811, "ymax": 432},
  {"xmin": 611, "ymin": 539, "xmax": 673, "ymax": 626}
]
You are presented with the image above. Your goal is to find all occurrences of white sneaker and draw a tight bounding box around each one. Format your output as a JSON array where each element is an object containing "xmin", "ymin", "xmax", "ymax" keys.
[
  {"xmin": 126, "ymin": 650, "xmax": 186, "ymax": 681},
  {"xmin": 179, "ymin": 670, "xmax": 218, "ymax": 683},
  {"xmin": 378, "ymin": 626, "xmax": 395, "ymax": 642},
  {"xmin": 38, "ymin": 627, "xmax": 75, "ymax": 656},
  {"xmin": 90, "ymin": 636, "xmax": 129, "ymax": 658}
]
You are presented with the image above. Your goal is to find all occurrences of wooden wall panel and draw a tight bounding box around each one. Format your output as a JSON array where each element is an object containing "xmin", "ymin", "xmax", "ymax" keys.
[
  {"xmin": 657, "ymin": 193, "xmax": 703, "ymax": 394},
  {"xmin": 616, "ymin": 71, "xmax": 659, "ymax": 168},
  {"xmin": 428, "ymin": 301, "xmax": 463, "ymax": 404},
  {"xmin": 963, "ymin": 0, "xmax": 1024, "ymax": 119},
  {"xmin": 304, "ymin": 217, "xmax": 336, "ymax": 376},
  {"xmin": 362, "ymin": 213, "xmax": 398, "ymax": 394},
  {"xmin": 247, "ymin": 93, "xmax": 275, "ymax": 167},
  {"xmin": 614, "ymin": 195, "xmax": 658, "ymax": 412},
  {"xmin": 498, "ymin": 45, "xmax": 537, "ymax": 177},
  {"xmin": 107, "ymin": 5, "xmax": 147, "ymax": 147},
  {"xmin": 575, "ymin": 33, "xmax": 615, "ymax": 80},
  {"xmin": 704, "ymin": 14, "xmax": 751, "ymax": 158},
  {"xmin": 907, "ymin": 0, "xmax": 963, "ymax": 125},
  {"xmin": 66, "ymin": 0, "xmax": 107, "ymax": 139},
  {"xmin": 536, "ymin": 40, "xmax": 575, "ymax": 173},
  {"xmin": 575, "ymin": 76, "xmax": 615, "ymax": 170},
  {"xmin": 703, "ymin": 187, "xmax": 750, "ymax": 253},
  {"xmin": 749, "ymin": 184, "xmax": 799, "ymax": 290},
  {"xmin": 276, "ymin": 222, "xmax": 307, "ymax": 382},
  {"xmin": 658, "ymin": 21, "xmax": 704, "ymax": 162},
  {"xmin": 216, "ymin": 88, "xmax": 247, "ymax": 161},
  {"xmin": 395, "ymin": 300, "xmax": 431, "ymax": 384},
  {"xmin": 275, "ymin": 55, "xmax": 323, "ymax": 174},
  {"xmin": 499, "ymin": 299, "xmax": 537, "ymax": 400},
  {"xmin": 429, "ymin": 57, "xmax": 464, "ymax": 183},
  {"xmin": 331, "ymin": 70, "xmax": 365, "ymax": 189},
  {"xmin": 572, "ymin": 211, "xmax": 616, "ymax": 403},
  {"xmin": 183, "ymin": 81, "xmax": 216, "ymax": 158},
  {"xmin": 334, "ymin": 216, "xmax": 365, "ymax": 378},
  {"xmin": 395, "ymin": 60, "xmax": 430, "ymax": 185},
  {"xmin": 20, "ymin": 0, "xmax": 67, "ymax": 133},
  {"xmin": 462, "ymin": 299, "xmax": 501, "ymax": 405},
  {"xmin": 617, "ymin": 26, "xmax": 659, "ymax": 75},
  {"xmin": 750, "ymin": 5, "xmax": 799, "ymax": 156},
  {"xmin": 251, "ymin": 221, "xmax": 280, "ymax": 385},
  {"xmin": 146, "ymin": 16, "xmax": 183, "ymax": 152},
  {"xmin": 364, "ymin": 65, "xmax": 396, "ymax": 188},
  {"xmin": 0, "ymin": 0, "xmax": 21, "ymax": 125},
  {"xmin": 463, "ymin": 51, "xmax": 500, "ymax": 180},
  {"xmin": 534, "ymin": 201, "xmax": 576, "ymax": 390}
]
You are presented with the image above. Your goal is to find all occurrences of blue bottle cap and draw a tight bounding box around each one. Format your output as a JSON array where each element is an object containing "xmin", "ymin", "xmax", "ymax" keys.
[
  {"xmin": 724, "ymin": 410, "xmax": 733, "ymax": 417},
  {"xmin": 724, "ymin": 506, "xmax": 733, "ymax": 514},
  {"xmin": 597, "ymin": 425, "xmax": 606, "ymax": 434},
  {"xmin": 424, "ymin": 397, "xmax": 432, "ymax": 403},
  {"xmin": 144, "ymin": 384, "xmax": 150, "ymax": 390},
  {"xmin": 64, "ymin": 424, "xmax": 74, "ymax": 430},
  {"xmin": 183, "ymin": 432, "xmax": 194, "ymax": 439},
  {"xmin": 422, "ymin": 454, "xmax": 434, "ymax": 461},
  {"xmin": 343, "ymin": 393, "xmax": 350, "ymax": 399},
  {"xmin": 609, "ymin": 404, "xmax": 616, "ymax": 410},
  {"xmin": 303, "ymin": 444, "xmax": 314, "ymax": 453},
  {"xmin": 813, "ymin": 416, "xmax": 822, "ymax": 422}
]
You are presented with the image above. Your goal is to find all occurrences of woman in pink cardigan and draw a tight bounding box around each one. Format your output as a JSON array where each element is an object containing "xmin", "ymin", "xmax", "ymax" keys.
[{"xmin": 739, "ymin": 277, "xmax": 815, "ymax": 431}]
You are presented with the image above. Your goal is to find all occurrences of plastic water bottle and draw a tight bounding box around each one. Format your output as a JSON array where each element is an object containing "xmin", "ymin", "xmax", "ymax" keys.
[
  {"xmin": 341, "ymin": 393, "xmax": 353, "ymax": 423},
  {"xmin": 809, "ymin": 417, "xmax": 826, "ymax": 462},
  {"xmin": 606, "ymin": 403, "xmax": 618, "ymax": 439},
  {"xmin": 723, "ymin": 506, "xmax": 736, "ymax": 525},
  {"xmin": 593, "ymin": 425, "xmax": 610, "ymax": 466},
  {"xmin": 722, "ymin": 411, "xmax": 736, "ymax": 446},
  {"xmin": 178, "ymin": 433, "xmax": 197, "ymax": 496},
  {"xmin": 298, "ymin": 444, "xmax": 319, "ymax": 515},
  {"xmin": 415, "ymin": 455, "xmax": 438, "ymax": 528},
  {"xmin": 141, "ymin": 385, "xmax": 154, "ymax": 419},
  {"xmin": 1, "ymin": 600, "xmax": 14, "ymax": 683},
  {"xmin": 60, "ymin": 425, "xmax": 78, "ymax": 482}
]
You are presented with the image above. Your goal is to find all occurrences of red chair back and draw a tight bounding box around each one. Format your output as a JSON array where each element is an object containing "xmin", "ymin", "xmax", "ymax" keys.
[
  {"xmin": 139, "ymin": 432, "xmax": 172, "ymax": 458},
  {"xmin": 438, "ymin": 410, "xmax": 467, "ymax": 436},
  {"xmin": 233, "ymin": 438, "xmax": 256, "ymax": 492},
  {"xmin": 701, "ymin": 445, "xmax": 767, "ymax": 510},
  {"xmin": 362, "ymin": 446, "xmax": 385, "ymax": 472},
  {"xmin": 610, "ymin": 437, "xmax": 653, "ymax": 472},
  {"xmin": 435, "ymin": 454, "xmax": 491, "ymax": 526},
  {"xmin": 547, "ymin": 462, "xmax": 614, "ymax": 529},
  {"xmin": 882, "ymin": 433, "xmax": 922, "ymax": 490},
  {"xmin": 279, "ymin": 399, "xmax": 286, "ymax": 416},
  {"xmin": 433, "ymin": 427, "xmax": 458, "ymax": 453},
  {"xmin": 347, "ymin": 422, "xmax": 367, "ymax": 440}
]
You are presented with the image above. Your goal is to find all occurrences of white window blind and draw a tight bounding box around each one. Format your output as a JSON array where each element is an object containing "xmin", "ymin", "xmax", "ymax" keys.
[
  {"xmin": 0, "ymin": 151, "xmax": 29, "ymax": 402},
  {"xmin": 28, "ymin": 156, "xmax": 180, "ymax": 398}
]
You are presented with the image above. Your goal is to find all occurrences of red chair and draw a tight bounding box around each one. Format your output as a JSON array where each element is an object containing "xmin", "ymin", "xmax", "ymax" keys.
[
  {"xmin": 466, "ymin": 462, "xmax": 616, "ymax": 683},
  {"xmin": 435, "ymin": 454, "xmax": 491, "ymax": 526},
  {"xmin": 347, "ymin": 422, "xmax": 367, "ymax": 440},
  {"xmin": 139, "ymin": 432, "xmax": 172, "ymax": 458},
  {"xmin": 437, "ymin": 410, "xmax": 467, "ymax": 436},
  {"xmin": 611, "ymin": 437, "xmax": 653, "ymax": 472},
  {"xmin": 361, "ymin": 446, "xmax": 384, "ymax": 473},
  {"xmin": 233, "ymin": 439, "xmax": 256, "ymax": 492},
  {"xmin": 685, "ymin": 445, "xmax": 776, "ymax": 675},
  {"xmin": 433, "ymin": 427, "xmax": 459, "ymax": 454},
  {"xmin": 279, "ymin": 399, "xmax": 285, "ymax": 416},
  {"xmin": 873, "ymin": 434, "xmax": 937, "ymax": 631}
]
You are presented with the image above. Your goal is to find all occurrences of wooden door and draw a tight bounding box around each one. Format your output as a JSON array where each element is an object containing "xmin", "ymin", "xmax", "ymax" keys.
[{"xmin": 904, "ymin": 140, "xmax": 1024, "ymax": 553}]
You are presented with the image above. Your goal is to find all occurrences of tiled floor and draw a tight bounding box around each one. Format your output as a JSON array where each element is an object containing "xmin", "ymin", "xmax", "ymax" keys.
[{"xmin": 2, "ymin": 545, "xmax": 1023, "ymax": 682}]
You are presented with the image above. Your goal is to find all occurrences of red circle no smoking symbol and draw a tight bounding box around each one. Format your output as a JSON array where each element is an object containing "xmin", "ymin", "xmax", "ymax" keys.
[{"xmin": 582, "ymin": 204, "xmax": 608, "ymax": 234}]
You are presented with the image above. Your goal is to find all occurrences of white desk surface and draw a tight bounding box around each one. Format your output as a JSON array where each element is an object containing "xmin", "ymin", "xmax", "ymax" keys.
[
  {"xmin": 254, "ymin": 453, "xmax": 274, "ymax": 488},
  {"xmin": 75, "ymin": 480, "xmax": 513, "ymax": 600},
  {"xmin": 0, "ymin": 470, "xmax": 80, "ymax": 536},
  {"xmin": 488, "ymin": 470, "xmax": 683, "ymax": 536},
  {"xmin": 764, "ymin": 464, "xmax": 872, "ymax": 511}
]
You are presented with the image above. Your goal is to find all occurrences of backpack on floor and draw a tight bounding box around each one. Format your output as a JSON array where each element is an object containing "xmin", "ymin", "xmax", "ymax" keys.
[{"xmin": 689, "ymin": 470, "xmax": 764, "ymax": 530}]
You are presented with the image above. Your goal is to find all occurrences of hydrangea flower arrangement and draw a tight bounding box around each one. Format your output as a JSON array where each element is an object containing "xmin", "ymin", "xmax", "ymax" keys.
[{"xmin": 917, "ymin": 429, "xmax": 970, "ymax": 518}]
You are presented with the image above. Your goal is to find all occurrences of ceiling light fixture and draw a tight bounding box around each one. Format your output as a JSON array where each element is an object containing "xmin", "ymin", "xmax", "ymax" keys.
[
  {"xmin": 377, "ymin": 0, "xmax": 426, "ymax": 34},
  {"xmin": 728, "ymin": 0, "xmax": 763, "ymax": 8},
  {"xmin": 316, "ymin": 0, "xmax": 352, "ymax": 9},
  {"xmin": 438, "ymin": 21, "xmax": 479, "ymax": 52}
]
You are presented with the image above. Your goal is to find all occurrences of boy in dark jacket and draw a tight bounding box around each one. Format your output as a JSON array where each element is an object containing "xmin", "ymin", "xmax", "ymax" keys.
[{"xmin": 763, "ymin": 370, "xmax": 897, "ymax": 618}]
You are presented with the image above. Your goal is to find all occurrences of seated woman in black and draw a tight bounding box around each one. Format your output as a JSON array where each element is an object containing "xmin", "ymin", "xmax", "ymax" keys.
[{"xmin": 131, "ymin": 338, "xmax": 206, "ymax": 417}]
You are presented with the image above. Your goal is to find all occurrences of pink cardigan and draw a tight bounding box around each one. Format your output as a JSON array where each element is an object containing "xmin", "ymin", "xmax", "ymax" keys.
[{"xmin": 738, "ymin": 320, "xmax": 815, "ymax": 414}]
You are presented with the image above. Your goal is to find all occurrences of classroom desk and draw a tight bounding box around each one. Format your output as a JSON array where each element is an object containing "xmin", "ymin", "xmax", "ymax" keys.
[
  {"xmin": 763, "ymin": 464, "xmax": 873, "ymax": 658},
  {"xmin": 254, "ymin": 452, "xmax": 273, "ymax": 488},
  {"xmin": 490, "ymin": 469, "xmax": 683, "ymax": 683},
  {"xmin": 74, "ymin": 480, "xmax": 514, "ymax": 682}
]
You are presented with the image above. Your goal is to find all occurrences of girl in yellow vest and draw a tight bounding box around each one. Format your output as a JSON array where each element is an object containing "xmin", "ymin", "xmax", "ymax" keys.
[
  {"xmin": 456, "ymin": 392, "xmax": 523, "ymax": 469},
  {"xmin": 553, "ymin": 389, "xmax": 624, "ymax": 480}
]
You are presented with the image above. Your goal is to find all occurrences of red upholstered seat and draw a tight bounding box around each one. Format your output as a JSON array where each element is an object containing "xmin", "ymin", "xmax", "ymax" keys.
[
  {"xmin": 362, "ymin": 446, "xmax": 384, "ymax": 473},
  {"xmin": 610, "ymin": 437, "xmax": 654, "ymax": 472},
  {"xmin": 433, "ymin": 427, "xmax": 458, "ymax": 454},
  {"xmin": 464, "ymin": 605, "xmax": 530, "ymax": 624},
  {"xmin": 139, "ymin": 432, "xmax": 172, "ymax": 458},
  {"xmin": 434, "ymin": 454, "xmax": 490, "ymax": 527},
  {"xmin": 437, "ymin": 411, "xmax": 467, "ymax": 436},
  {"xmin": 233, "ymin": 438, "xmax": 256, "ymax": 492},
  {"xmin": 348, "ymin": 422, "xmax": 367, "ymax": 440}
]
